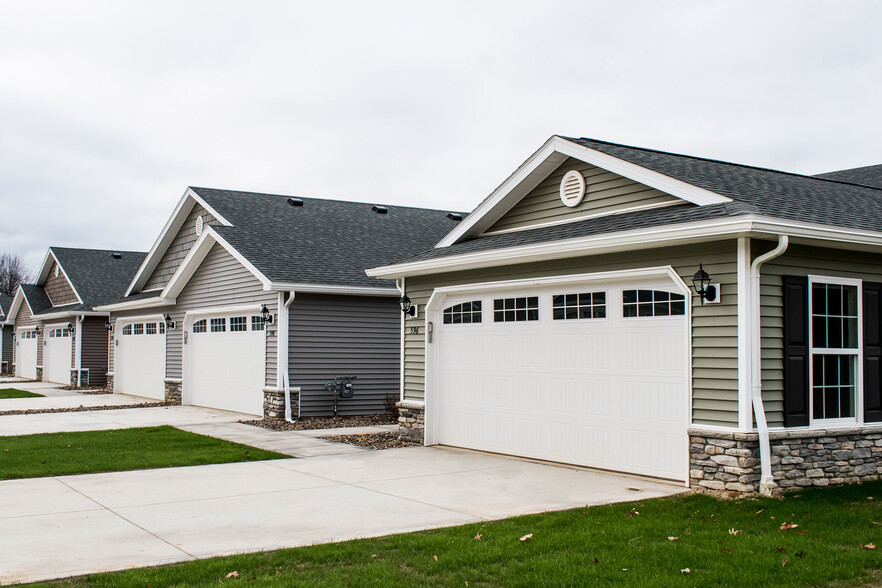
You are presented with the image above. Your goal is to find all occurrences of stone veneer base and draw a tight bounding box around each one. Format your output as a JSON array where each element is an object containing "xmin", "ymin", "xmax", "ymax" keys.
[
  {"xmin": 35, "ymin": 366, "xmax": 43, "ymax": 381},
  {"xmin": 105, "ymin": 373, "xmax": 114, "ymax": 392},
  {"xmin": 164, "ymin": 379, "xmax": 182, "ymax": 405},
  {"xmin": 263, "ymin": 387, "xmax": 299, "ymax": 419},
  {"xmin": 397, "ymin": 401, "xmax": 425, "ymax": 443},
  {"xmin": 690, "ymin": 425, "xmax": 882, "ymax": 494}
]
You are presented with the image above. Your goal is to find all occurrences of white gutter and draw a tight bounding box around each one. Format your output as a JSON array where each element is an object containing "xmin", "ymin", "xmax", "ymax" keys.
[
  {"xmin": 749, "ymin": 235, "xmax": 789, "ymax": 496},
  {"xmin": 75, "ymin": 315, "xmax": 84, "ymax": 386},
  {"xmin": 94, "ymin": 297, "xmax": 170, "ymax": 312},
  {"xmin": 278, "ymin": 291, "xmax": 296, "ymax": 421}
]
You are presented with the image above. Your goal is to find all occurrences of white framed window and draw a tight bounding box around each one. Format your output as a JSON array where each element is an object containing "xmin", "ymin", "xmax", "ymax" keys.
[
  {"xmin": 121, "ymin": 325, "xmax": 132, "ymax": 336},
  {"xmin": 493, "ymin": 296, "xmax": 539, "ymax": 322},
  {"xmin": 159, "ymin": 322, "xmax": 166, "ymax": 335},
  {"xmin": 210, "ymin": 318, "xmax": 226, "ymax": 332},
  {"xmin": 809, "ymin": 276, "xmax": 861, "ymax": 425},
  {"xmin": 443, "ymin": 301, "xmax": 482, "ymax": 324},
  {"xmin": 146, "ymin": 322, "xmax": 157, "ymax": 335},
  {"xmin": 230, "ymin": 316, "xmax": 247, "ymax": 332},
  {"xmin": 552, "ymin": 292, "xmax": 606, "ymax": 320},
  {"xmin": 622, "ymin": 289, "xmax": 686, "ymax": 318},
  {"xmin": 133, "ymin": 323, "xmax": 144, "ymax": 335},
  {"xmin": 251, "ymin": 316, "xmax": 265, "ymax": 331},
  {"xmin": 192, "ymin": 319, "xmax": 207, "ymax": 333}
]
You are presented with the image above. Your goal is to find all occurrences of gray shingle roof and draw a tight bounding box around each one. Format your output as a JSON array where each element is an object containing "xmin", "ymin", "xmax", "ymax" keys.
[
  {"xmin": 20, "ymin": 284, "xmax": 53, "ymax": 316},
  {"xmin": 815, "ymin": 164, "xmax": 882, "ymax": 189},
  {"xmin": 48, "ymin": 248, "xmax": 147, "ymax": 310},
  {"xmin": 393, "ymin": 137, "xmax": 882, "ymax": 265},
  {"xmin": 191, "ymin": 188, "xmax": 464, "ymax": 288},
  {"xmin": 0, "ymin": 293, "xmax": 11, "ymax": 317}
]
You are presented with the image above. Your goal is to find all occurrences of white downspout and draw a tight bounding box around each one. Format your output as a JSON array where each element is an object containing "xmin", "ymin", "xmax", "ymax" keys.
[
  {"xmin": 280, "ymin": 291, "xmax": 296, "ymax": 422},
  {"xmin": 750, "ymin": 235, "xmax": 789, "ymax": 496},
  {"xmin": 75, "ymin": 315, "xmax": 84, "ymax": 386},
  {"xmin": 397, "ymin": 278, "xmax": 405, "ymax": 402}
]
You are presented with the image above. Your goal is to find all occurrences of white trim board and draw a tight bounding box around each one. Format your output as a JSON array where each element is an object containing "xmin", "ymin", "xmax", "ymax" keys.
[
  {"xmin": 435, "ymin": 135, "xmax": 731, "ymax": 248},
  {"xmin": 269, "ymin": 282, "xmax": 400, "ymax": 297}
]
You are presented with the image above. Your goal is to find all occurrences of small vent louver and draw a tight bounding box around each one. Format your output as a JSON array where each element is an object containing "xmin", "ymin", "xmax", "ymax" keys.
[
  {"xmin": 195, "ymin": 215, "xmax": 204, "ymax": 236},
  {"xmin": 447, "ymin": 212, "xmax": 463, "ymax": 221},
  {"xmin": 287, "ymin": 197, "xmax": 304, "ymax": 207},
  {"xmin": 372, "ymin": 205, "xmax": 388, "ymax": 214},
  {"xmin": 112, "ymin": 252, "xmax": 122, "ymax": 259},
  {"xmin": 559, "ymin": 170, "xmax": 586, "ymax": 207}
]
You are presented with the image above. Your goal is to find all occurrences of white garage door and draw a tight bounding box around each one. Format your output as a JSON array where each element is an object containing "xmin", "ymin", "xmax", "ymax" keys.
[
  {"xmin": 431, "ymin": 276, "xmax": 689, "ymax": 481},
  {"xmin": 16, "ymin": 329, "xmax": 38, "ymax": 380},
  {"xmin": 184, "ymin": 313, "xmax": 265, "ymax": 416},
  {"xmin": 44, "ymin": 325, "xmax": 73, "ymax": 384},
  {"xmin": 115, "ymin": 319, "xmax": 166, "ymax": 400}
]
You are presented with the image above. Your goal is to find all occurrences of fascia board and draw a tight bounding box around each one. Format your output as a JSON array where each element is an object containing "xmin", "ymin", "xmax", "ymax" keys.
[
  {"xmin": 269, "ymin": 282, "xmax": 400, "ymax": 297},
  {"xmin": 6, "ymin": 288, "xmax": 25, "ymax": 323},
  {"xmin": 94, "ymin": 297, "xmax": 171, "ymax": 312},
  {"xmin": 435, "ymin": 135, "xmax": 732, "ymax": 248},
  {"xmin": 35, "ymin": 310, "xmax": 109, "ymax": 321}
]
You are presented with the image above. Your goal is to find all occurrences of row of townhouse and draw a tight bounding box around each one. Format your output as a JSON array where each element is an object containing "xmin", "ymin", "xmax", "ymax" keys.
[{"xmin": 3, "ymin": 135, "xmax": 882, "ymax": 494}]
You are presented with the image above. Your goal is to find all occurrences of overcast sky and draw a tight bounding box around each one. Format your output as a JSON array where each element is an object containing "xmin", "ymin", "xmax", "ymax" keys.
[{"xmin": 2, "ymin": 1, "xmax": 881, "ymax": 273}]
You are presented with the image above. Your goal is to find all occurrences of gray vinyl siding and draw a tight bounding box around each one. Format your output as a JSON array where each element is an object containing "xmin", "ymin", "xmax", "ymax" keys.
[
  {"xmin": 403, "ymin": 240, "xmax": 740, "ymax": 427},
  {"xmin": 290, "ymin": 293, "xmax": 400, "ymax": 416},
  {"xmin": 174, "ymin": 243, "xmax": 277, "ymax": 385},
  {"xmin": 81, "ymin": 316, "xmax": 109, "ymax": 386},
  {"xmin": 44, "ymin": 261, "xmax": 78, "ymax": 306},
  {"xmin": 1, "ymin": 325, "xmax": 13, "ymax": 369},
  {"xmin": 487, "ymin": 157, "xmax": 684, "ymax": 233},
  {"xmin": 759, "ymin": 243, "xmax": 882, "ymax": 428},
  {"xmin": 144, "ymin": 204, "xmax": 219, "ymax": 291}
]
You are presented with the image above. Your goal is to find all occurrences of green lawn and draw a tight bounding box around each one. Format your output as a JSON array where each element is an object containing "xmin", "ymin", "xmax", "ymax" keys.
[
  {"xmin": 31, "ymin": 479, "xmax": 882, "ymax": 587},
  {"xmin": 0, "ymin": 388, "xmax": 44, "ymax": 398},
  {"xmin": 0, "ymin": 426, "xmax": 287, "ymax": 480}
]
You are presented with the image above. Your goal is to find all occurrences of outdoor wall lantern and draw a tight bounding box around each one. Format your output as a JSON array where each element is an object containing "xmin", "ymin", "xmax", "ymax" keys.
[
  {"xmin": 399, "ymin": 295, "xmax": 418, "ymax": 318},
  {"xmin": 104, "ymin": 320, "xmax": 113, "ymax": 331},
  {"xmin": 259, "ymin": 304, "xmax": 273, "ymax": 324},
  {"xmin": 34, "ymin": 326, "xmax": 41, "ymax": 336},
  {"xmin": 66, "ymin": 322, "xmax": 73, "ymax": 331},
  {"xmin": 164, "ymin": 314, "xmax": 176, "ymax": 330},
  {"xmin": 692, "ymin": 263, "xmax": 718, "ymax": 304}
]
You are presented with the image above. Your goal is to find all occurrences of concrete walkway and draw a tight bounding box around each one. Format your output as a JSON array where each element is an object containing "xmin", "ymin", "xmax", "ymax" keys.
[
  {"xmin": 0, "ymin": 446, "xmax": 684, "ymax": 584},
  {"xmin": 0, "ymin": 391, "xmax": 157, "ymax": 413}
]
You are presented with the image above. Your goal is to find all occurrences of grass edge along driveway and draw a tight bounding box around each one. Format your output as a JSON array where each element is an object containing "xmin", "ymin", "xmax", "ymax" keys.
[
  {"xmin": 0, "ymin": 388, "xmax": 44, "ymax": 399},
  {"xmin": 26, "ymin": 478, "xmax": 882, "ymax": 587},
  {"xmin": 0, "ymin": 425, "xmax": 287, "ymax": 480}
]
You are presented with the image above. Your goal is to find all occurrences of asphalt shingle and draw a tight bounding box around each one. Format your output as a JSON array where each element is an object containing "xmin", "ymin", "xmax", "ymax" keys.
[{"xmin": 815, "ymin": 164, "xmax": 882, "ymax": 189}]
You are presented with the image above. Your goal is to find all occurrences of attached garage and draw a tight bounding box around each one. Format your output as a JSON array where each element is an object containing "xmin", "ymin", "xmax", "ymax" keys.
[
  {"xmin": 43, "ymin": 324, "xmax": 73, "ymax": 384},
  {"xmin": 183, "ymin": 310, "xmax": 266, "ymax": 415},
  {"xmin": 115, "ymin": 317, "xmax": 166, "ymax": 400},
  {"xmin": 16, "ymin": 329, "xmax": 38, "ymax": 380},
  {"xmin": 425, "ymin": 272, "xmax": 690, "ymax": 481}
]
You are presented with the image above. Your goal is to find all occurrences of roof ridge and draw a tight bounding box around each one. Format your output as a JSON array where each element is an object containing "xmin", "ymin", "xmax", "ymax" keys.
[
  {"xmin": 564, "ymin": 136, "xmax": 882, "ymax": 192},
  {"xmin": 50, "ymin": 246, "xmax": 147, "ymax": 254},
  {"xmin": 189, "ymin": 186, "xmax": 466, "ymax": 215}
]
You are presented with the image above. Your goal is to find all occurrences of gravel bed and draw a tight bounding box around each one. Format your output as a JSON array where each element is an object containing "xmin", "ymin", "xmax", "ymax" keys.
[
  {"xmin": 240, "ymin": 414, "xmax": 396, "ymax": 431},
  {"xmin": 60, "ymin": 386, "xmax": 112, "ymax": 394},
  {"xmin": 0, "ymin": 402, "xmax": 169, "ymax": 416},
  {"xmin": 320, "ymin": 432, "xmax": 416, "ymax": 450}
]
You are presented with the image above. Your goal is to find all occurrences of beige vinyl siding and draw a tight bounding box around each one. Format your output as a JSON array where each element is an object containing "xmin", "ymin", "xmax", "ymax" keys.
[
  {"xmin": 144, "ymin": 204, "xmax": 220, "ymax": 291},
  {"xmin": 759, "ymin": 243, "xmax": 882, "ymax": 427},
  {"xmin": 44, "ymin": 261, "xmax": 78, "ymax": 306},
  {"xmin": 487, "ymin": 157, "xmax": 685, "ymax": 233},
  {"xmin": 174, "ymin": 244, "xmax": 277, "ymax": 386},
  {"xmin": 10, "ymin": 301, "xmax": 39, "ymax": 368},
  {"xmin": 404, "ymin": 240, "xmax": 739, "ymax": 427}
]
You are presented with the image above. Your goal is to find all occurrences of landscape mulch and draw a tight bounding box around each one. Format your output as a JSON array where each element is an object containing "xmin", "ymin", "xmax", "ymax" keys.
[
  {"xmin": 0, "ymin": 402, "xmax": 169, "ymax": 416},
  {"xmin": 320, "ymin": 431, "xmax": 416, "ymax": 450},
  {"xmin": 240, "ymin": 414, "xmax": 396, "ymax": 431}
]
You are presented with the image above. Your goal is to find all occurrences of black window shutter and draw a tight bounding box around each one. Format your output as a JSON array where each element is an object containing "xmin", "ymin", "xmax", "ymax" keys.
[
  {"xmin": 782, "ymin": 275, "xmax": 810, "ymax": 427},
  {"xmin": 863, "ymin": 282, "xmax": 882, "ymax": 422}
]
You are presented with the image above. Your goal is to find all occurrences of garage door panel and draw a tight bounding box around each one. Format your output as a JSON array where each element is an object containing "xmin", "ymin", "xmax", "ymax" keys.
[
  {"xmin": 434, "ymin": 280, "xmax": 689, "ymax": 481},
  {"xmin": 116, "ymin": 320, "xmax": 166, "ymax": 400},
  {"xmin": 44, "ymin": 327, "xmax": 73, "ymax": 384},
  {"xmin": 16, "ymin": 333, "xmax": 38, "ymax": 380}
]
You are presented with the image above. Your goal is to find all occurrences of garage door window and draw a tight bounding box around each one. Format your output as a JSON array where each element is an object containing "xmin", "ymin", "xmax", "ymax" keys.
[
  {"xmin": 230, "ymin": 316, "xmax": 247, "ymax": 332},
  {"xmin": 146, "ymin": 323, "xmax": 157, "ymax": 335},
  {"xmin": 494, "ymin": 296, "xmax": 539, "ymax": 322},
  {"xmin": 192, "ymin": 320, "xmax": 207, "ymax": 333},
  {"xmin": 210, "ymin": 318, "xmax": 226, "ymax": 332},
  {"xmin": 159, "ymin": 322, "xmax": 166, "ymax": 334},
  {"xmin": 553, "ymin": 292, "xmax": 606, "ymax": 320},
  {"xmin": 133, "ymin": 323, "xmax": 144, "ymax": 335},
  {"xmin": 443, "ymin": 301, "xmax": 482, "ymax": 324},
  {"xmin": 622, "ymin": 290, "xmax": 686, "ymax": 318},
  {"xmin": 121, "ymin": 325, "xmax": 132, "ymax": 335},
  {"xmin": 251, "ymin": 316, "xmax": 264, "ymax": 331}
]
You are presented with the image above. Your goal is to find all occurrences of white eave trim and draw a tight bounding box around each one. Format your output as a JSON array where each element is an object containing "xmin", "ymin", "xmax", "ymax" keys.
[
  {"xmin": 435, "ymin": 135, "xmax": 732, "ymax": 248},
  {"xmin": 125, "ymin": 187, "xmax": 233, "ymax": 297},
  {"xmin": 34, "ymin": 310, "xmax": 109, "ymax": 321},
  {"xmin": 269, "ymin": 283, "xmax": 400, "ymax": 297},
  {"xmin": 94, "ymin": 297, "xmax": 171, "ymax": 312},
  {"xmin": 368, "ymin": 214, "xmax": 882, "ymax": 279}
]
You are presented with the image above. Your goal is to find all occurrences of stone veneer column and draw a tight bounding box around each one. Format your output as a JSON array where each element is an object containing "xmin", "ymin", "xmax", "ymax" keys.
[
  {"xmin": 397, "ymin": 401, "xmax": 425, "ymax": 443},
  {"xmin": 35, "ymin": 366, "xmax": 43, "ymax": 381},
  {"xmin": 164, "ymin": 379, "xmax": 182, "ymax": 405},
  {"xmin": 689, "ymin": 426, "xmax": 882, "ymax": 494},
  {"xmin": 263, "ymin": 387, "xmax": 298, "ymax": 419},
  {"xmin": 105, "ymin": 373, "xmax": 114, "ymax": 392}
]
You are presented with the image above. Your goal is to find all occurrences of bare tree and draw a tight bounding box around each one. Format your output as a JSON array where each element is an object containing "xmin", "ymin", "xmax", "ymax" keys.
[{"xmin": 0, "ymin": 253, "xmax": 33, "ymax": 297}]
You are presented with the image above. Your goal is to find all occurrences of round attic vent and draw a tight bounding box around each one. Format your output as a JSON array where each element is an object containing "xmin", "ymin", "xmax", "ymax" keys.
[
  {"xmin": 559, "ymin": 170, "xmax": 586, "ymax": 208},
  {"xmin": 195, "ymin": 215, "xmax": 204, "ymax": 236}
]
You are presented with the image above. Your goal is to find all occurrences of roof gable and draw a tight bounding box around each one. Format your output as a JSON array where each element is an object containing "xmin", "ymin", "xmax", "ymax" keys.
[
  {"xmin": 42, "ymin": 256, "xmax": 81, "ymax": 306},
  {"xmin": 436, "ymin": 135, "xmax": 731, "ymax": 248},
  {"xmin": 46, "ymin": 248, "xmax": 146, "ymax": 309}
]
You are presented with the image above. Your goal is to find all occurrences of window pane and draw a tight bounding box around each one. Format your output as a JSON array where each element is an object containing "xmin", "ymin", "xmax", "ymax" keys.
[
  {"xmin": 845, "ymin": 285, "xmax": 858, "ymax": 316},
  {"xmin": 654, "ymin": 291, "xmax": 669, "ymax": 302},
  {"xmin": 638, "ymin": 290, "xmax": 652, "ymax": 302},
  {"xmin": 594, "ymin": 306, "xmax": 606, "ymax": 319},
  {"xmin": 638, "ymin": 303, "xmax": 653, "ymax": 317},
  {"xmin": 623, "ymin": 304, "xmax": 637, "ymax": 318},
  {"xmin": 594, "ymin": 292, "xmax": 606, "ymax": 304},
  {"xmin": 812, "ymin": 316, "xmax": 827, "ymax": 348},
  {"xmin": 494, "ymin": 299, "xmax": 503, "ymax": 311},
  {"xmin": 812, "ymin": 284, "xmax": 826, "ymax": 315},
  {"xmin": 654, "ymin": 302, "xmax": 669, "ymax": 316},
  {"xmin": 828, "ymin": 285, "xmax": 842, "ymax": 316},
  {"xmin": 565, "ymin": 294, "xmax": 577, "ymax": 306},
  {"xmin": 623, "ymin": 290, "xmax": 636, "ymax": 304},
  {"xmin": 552, "ymin": 295, "xmax": 563, "ymax": 307},
  {"xmin": 553, "ymin": 308, "xmax": 564, "ymax": 320},
  {"xmin": 827, "ymin": 317, "xmax": 842, "ymax": 348},
  {"xmin": 566, "ymin": 307, "xmax": 578, "ymax": 320},
  {"xmin": 670, "ymin": 300, "xmax": 685, "ymax": 315}
]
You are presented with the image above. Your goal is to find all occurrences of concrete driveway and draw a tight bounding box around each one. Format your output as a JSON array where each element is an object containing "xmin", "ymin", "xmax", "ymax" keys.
[{"xmin": 0, "ymin": 446, "xmax": 684, "ymax": 584}]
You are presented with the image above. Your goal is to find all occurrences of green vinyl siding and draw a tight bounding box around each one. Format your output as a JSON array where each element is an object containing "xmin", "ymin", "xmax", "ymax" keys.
[
  {"xmin": 758, "ymin": 243, "xmax": 882, "ymax": 427},
  {"xmin": 403, "ymin": 240, "xmax": 740, "ymax": 428},
  {"xmin": 487, "ymin": 157, "xmax": 686, "ymax": 233}
]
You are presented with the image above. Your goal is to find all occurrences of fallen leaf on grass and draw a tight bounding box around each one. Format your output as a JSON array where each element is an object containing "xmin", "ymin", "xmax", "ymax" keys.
[
  {"xmin": 625, "ymin": 508, "xmax": 640, "ymax": 518},
  {"xmin": 667, "ymin": 536, "xmax": 678, "ymax": 541},
  {"xmin": 781, "ymin": 558, "xmax": 787, "ymax": 567},
  {"xmin": 474, "ymin": 533, "xmax": 482, "ymax": 541},
  {"xmin": 861, "ymin": 543, "xmax": 876, "ymax": 550},
  {"xmin": 868, "ymin": 496, "xmax": 874, "ymax": 501},
  {"xmin": 519, "ymin": 534, "xmax": 533, "ymax": 542},
  {"xmin": 754, "ymin": 509, "xmax": 764, "ymax": 516},
  {"xmin": 225, "ymin": 571, "xmax": 239, "ymax": 578},
  {"xmin": 681, "ymin": 568, "xmax": 691, "ymax": 574},
  {"xmin": 591, "ymin": 557, "xmax": 599, "ymax": 564},
  {"xmin": 433, "ymin": 555, "xmax": 438, "ymax": 561},
  {"xmin": 728, "ymin": 528, "xmax": 742, "ymax": 535},
  {"xmin": 720, "ymin": 548, "xmax": 733, "ymax": 554},
  {"xmin": 780, "ymin": 522, "xmax": 798, "ymax": 530},
  {"xmin": 776, "ymin": 547, "xmax": 787, "ymax": 553}
]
